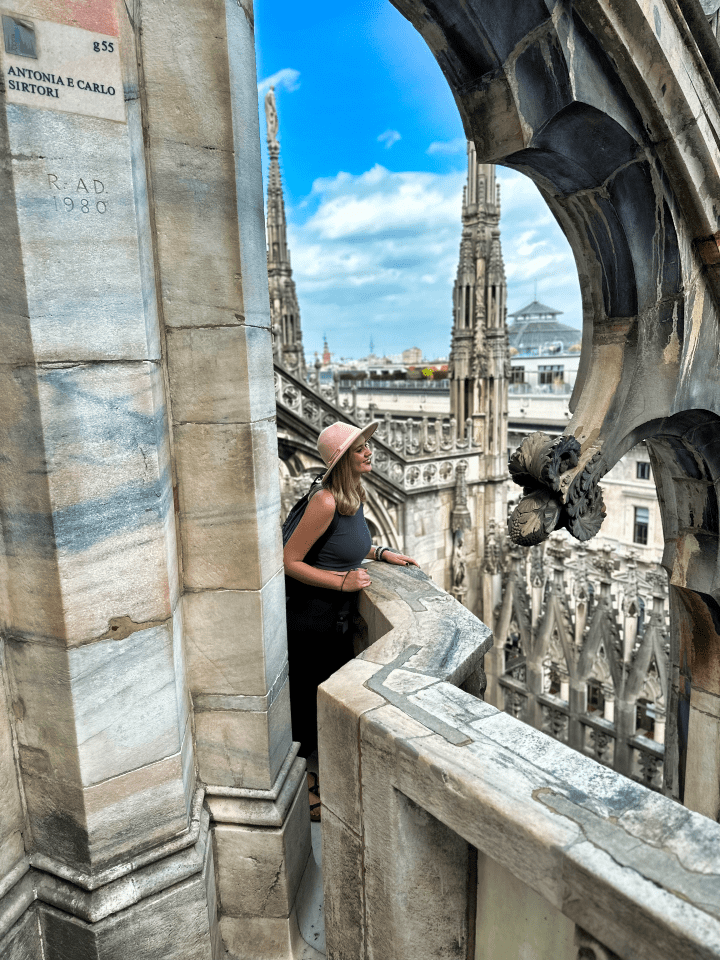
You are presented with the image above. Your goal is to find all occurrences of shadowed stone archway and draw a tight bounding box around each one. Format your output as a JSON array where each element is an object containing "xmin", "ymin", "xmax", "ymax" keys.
[{"xmin": 389, "ymin": 0, "xmax": 720, "ymax": 813}]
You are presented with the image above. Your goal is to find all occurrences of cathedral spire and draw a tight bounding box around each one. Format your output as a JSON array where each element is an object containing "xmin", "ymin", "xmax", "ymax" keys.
[
  {"xmin": 265, "ymin": 87, "xmax": 305, "ymax": 376},
  {"xmin": 449, "ymin": 141, "xmax": 508, "ymax": 473}
]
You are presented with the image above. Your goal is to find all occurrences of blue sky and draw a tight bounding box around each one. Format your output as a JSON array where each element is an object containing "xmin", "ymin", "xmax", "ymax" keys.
[{"xmin": 254, "ymin": 0, "xmax": 582, "ymax": 361}]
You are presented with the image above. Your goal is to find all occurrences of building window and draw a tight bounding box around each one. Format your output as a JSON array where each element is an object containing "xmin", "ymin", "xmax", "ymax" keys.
[
  {"xmin": 587, "ymin": 680, "xmax": 605, "ymax": 714},
  {"xmin": 637, "ymin": 461, "xmax": 651, "ymax": 480},
  {"xmin": 510, "ymin": 367, "xmax": 525, "ymax": 385},
  {"xmin": 633, "ymin": 506, "xmax": 649, "ymax": 545},
  {"xmin": 538, "ymin": 364, "xmax": 564, "ymax": 385}
]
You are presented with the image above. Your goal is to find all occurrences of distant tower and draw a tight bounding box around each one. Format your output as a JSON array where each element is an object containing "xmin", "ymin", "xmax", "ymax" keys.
[
  {"xmin": 265, "ymin": 87, "xmax": 305, "ymax": 377},
  {"xmin": 322, "ymin": 336, "xmax": 331, "ymax": 365},
  {"xmin": 450, "ymin": 143, "xmax": 509, "ymax": 628},
  {"xmin": 450, "ymin": 142, "xmax": 508, "ymax": 476}
]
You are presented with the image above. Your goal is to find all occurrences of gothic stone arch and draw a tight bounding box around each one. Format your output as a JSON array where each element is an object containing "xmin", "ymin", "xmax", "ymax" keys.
[{"xmin": 390, "ymin": 0, "xmax": 720, "ymax": 815}]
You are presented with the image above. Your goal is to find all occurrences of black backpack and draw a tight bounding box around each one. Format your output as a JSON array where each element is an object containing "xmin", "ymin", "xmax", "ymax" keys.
[{"xmin": 282, "ymin": 475, "xmax": 339, "ymax": 563}]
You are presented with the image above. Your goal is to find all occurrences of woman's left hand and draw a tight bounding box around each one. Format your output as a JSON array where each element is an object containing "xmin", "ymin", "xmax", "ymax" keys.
[{"xmin": 383, "ymin": 551, "xmax": 420, "ymax": 568}]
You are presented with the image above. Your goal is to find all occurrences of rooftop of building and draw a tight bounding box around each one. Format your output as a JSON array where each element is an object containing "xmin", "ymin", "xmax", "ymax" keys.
[
  {"xmin": 507, "ymin": 299, "xmax": 563, "ymax": 319},
  {"xmin": 507, "ymin": 299, "xmax": 581, "ymax": 354}
]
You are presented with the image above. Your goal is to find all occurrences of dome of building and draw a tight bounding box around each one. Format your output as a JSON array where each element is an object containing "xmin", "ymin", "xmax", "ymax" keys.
[{"xmin": 507, "ymin": 300, "xmax": 581, "ymax": 354}]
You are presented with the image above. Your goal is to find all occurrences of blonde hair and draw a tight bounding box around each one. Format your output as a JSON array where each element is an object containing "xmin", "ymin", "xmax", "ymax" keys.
[{"xmin": 324, "ymin": 446, "xmax": 366, "ymax": 516}]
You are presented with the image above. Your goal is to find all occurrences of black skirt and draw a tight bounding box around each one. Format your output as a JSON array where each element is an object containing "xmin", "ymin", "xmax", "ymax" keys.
[{"xmin": 286, "ymin": 577, "xmax": 357, "ymax": 757}]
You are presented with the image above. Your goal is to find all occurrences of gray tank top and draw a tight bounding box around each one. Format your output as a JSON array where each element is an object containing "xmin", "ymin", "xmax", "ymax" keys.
[{"xmin": 311, "ymin": 503, "xmax": 372, "ymax": 571}]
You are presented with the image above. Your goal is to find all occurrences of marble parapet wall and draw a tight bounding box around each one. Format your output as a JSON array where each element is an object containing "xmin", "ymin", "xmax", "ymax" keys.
[{"xmin": 319, "ymin": 561, "xmax": 720, "ymax": 960}]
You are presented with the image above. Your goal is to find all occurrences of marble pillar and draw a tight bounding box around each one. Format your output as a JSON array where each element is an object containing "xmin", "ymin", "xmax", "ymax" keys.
[
  {"xmin": 0, "ymin": 0, "xmax": 307, "ymax": 956},
  {"xmin": 0, "ymin": 0, "xmax": 194, "ymax": 874},
  {"xmin": 136, "ymin": 0, "xmax": 309, "ymax": 954}
]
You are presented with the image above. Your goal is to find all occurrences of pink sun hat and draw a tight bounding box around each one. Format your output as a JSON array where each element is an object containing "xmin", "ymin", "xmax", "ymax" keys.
[{"xmin": 317, "ymin": 420, "xmax": 379, "ymax": 483}]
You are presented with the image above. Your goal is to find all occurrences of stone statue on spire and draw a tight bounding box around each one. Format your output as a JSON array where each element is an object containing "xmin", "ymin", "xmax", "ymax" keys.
[{"xmin": 265, "ymin": 87, "xmax": 279, "ymax": 151}]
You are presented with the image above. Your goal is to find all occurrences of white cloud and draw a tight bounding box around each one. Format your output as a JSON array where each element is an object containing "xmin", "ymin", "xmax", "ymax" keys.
[
  {"xmin": 286, "ymin": 166, "xmax": 464, "ymax": 357},
  {"xmin": 514, "ymin": 230, "xmax": 551, "ymax": 258},
  {"xmin": 282, "ymin": 164, "xmax": 581, "ymax": 359},
  {"xmin": 377, "ymin": 129, "xmax": 401, "ymax": 149},
  {"xmin": 303, "ymin": 165, "xmax": 464, "ymax": 240},
  {"xmin": 426, "ymin": 138, "xmax": 466, "ymax": 155},
  {"xmin": 257, "ymin": 68, "xmax": 300, "ymax": 97}
]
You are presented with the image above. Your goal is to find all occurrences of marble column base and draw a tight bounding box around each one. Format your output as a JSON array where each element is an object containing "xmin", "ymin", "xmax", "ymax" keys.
[
  {"xmin": 206, "ymin": 743, "xmax": 316, "ymax": 960},
  {"xmin": 0, "ymin": 792, "xmax": 219, "ymax": 960}
]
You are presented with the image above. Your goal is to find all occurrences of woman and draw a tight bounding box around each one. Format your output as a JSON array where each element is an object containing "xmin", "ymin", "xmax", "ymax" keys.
[{"xmin": 284, "ymin": 420, "xmax": 418, "ymax": 818}]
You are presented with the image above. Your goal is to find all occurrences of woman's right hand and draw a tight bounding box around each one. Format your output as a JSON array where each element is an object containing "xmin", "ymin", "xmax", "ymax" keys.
[{"xmin": 341, "ymin": 568, "xmax": 372, "ymax": 592}]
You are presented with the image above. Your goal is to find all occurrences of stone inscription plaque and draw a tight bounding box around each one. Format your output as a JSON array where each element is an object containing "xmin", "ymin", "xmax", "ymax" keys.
[{"xmin": 1, "ymin": 11, "xmax": 124, "ymax": 122}]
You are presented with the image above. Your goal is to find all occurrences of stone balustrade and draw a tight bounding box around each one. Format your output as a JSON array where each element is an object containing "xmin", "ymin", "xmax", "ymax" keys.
[
  {"xmin": 490, "ymin": 539, "xmax": 670, "ymax": 792},
  {"xmin": 318, "ymin": 562, "xmax": 720, "ymax": 960},
  {"xmin": 275, "ymin": 363, "xmax": 478, "ymax": 491}
]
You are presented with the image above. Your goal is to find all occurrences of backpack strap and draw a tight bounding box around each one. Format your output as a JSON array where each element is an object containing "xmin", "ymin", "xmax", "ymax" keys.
[{"xmin": 304, "ymin": 503, "xmax": 339, "ymax": 565}]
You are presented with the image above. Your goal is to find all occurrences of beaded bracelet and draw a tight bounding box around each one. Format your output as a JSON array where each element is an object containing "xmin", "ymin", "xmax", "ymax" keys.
[{"xmin": 340, "ymin": 571, "xmax": 349, "ymax": 592}]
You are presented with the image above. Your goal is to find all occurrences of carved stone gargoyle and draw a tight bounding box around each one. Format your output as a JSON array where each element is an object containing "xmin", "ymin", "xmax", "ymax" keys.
[{"xmin": 507, "ymin": 433, "xmax": 606, "ymax": 547}]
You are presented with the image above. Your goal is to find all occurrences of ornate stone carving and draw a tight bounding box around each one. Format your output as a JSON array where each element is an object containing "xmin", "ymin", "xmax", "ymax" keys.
[
  {"xmin": 588, "ymin": 728, "xmax": 613, "ymax": 764},
  {"xmin": 565, "ymin": 451, "xmax": 607, "ymax": 542},
  {"xmin": 405, "ymin": 465, "xmax": 421, "ymax": 486},
  {"xmin": 483, "ymin": 517, "xmax": 503, "ymax": 574},
  {"xmin": 594, "ymin": 546, "xmax": 615, "ymax": 581},
  {"xmin": 505, "ymin": 688, "xmax": 527, "ymax": 719},
  {"xmin": 509, "ymin": 432, "xmax": 581, "ymax": 493},
  {"xmin": 637, "ymin": 748, "xmax": 663, "ymax": 788},
  {"xmin": 451, "ymin": 460, "xmax": 471, "ymax": 531},
  {"xmin": 508, "ymin": 434, "xmax": 608, "ymax": 546},
  {"xmin": 497, "ymin": 533, "xmax": 671, "ymax": 789},
  {"xmin": 530, "ymin": 543, "xmax": 545, "ymax": 588},
  {"xmin": 450, "ymin": 461, "xmax": 472, "ymax": 605},
  {"xmin": 265, "ymin": 87, "xmax": 305, "ymax": 379},
  {"xmin": 264, "ymin": 87, "xmax": 279, "ymax": 147},
  {"xmin": 451, "ymin": 528, "xmax": 468, "ymax": 605},
  {"xmin": 302, "ymin": 398, "xmax": 319, "ymax": 423},
  {"xmin": 508, "ymin": 488, "xmax": 562, "ymax": 547},
  {"xmin": 472, "ymin": 352, "xmax": 488, "ymax": 379},
  {"xmin": 646, "ymin": 566, "xmax": 668, "ymax": 598},
  {"xmin": 542, "ymin": 705, "xmax": 569, "ymax": 742},
  {"xmin": 282, "ymin": 383, "xmax": 299, "ymax": 408}
]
